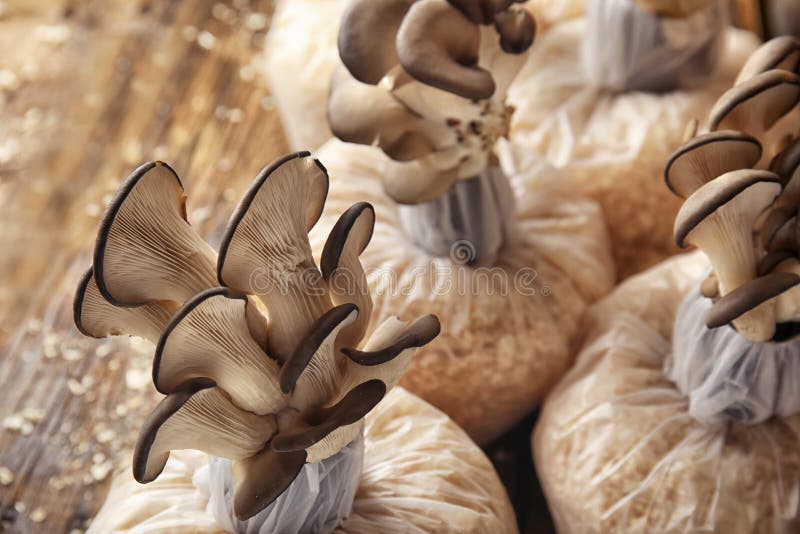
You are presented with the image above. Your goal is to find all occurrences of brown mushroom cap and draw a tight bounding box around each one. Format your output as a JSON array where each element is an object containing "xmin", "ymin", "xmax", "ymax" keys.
[
  {"xmin": 766, "ymin": 215, "xmax": 799, "ymax": 252},
  {"xmin": 493, "ymin": 8, "xmax": 535, "ymax": 54},
  {"xmin": 232, "ymin": 448, "xmax": 307, "ymax": 521},
  {"xmin": 73, "ymin": 267, "xmax": 173, "ymax": 344},
  {"xmin": 664, "ymin": 130, "xmax": 762, "ymax": 199},
  {"xmin": 217, "ymin": 151, "xmax": 331, "ymax": 363},
  {"xmin": 93, "ymin": 161, "xmax": 217, "ymax": 307},
  {"xmin": 758, "ymin": 250, "xmax": 796, "ymax": 276},
  {"xmin": 396, "ymin": 0, "xmax": 495, "ymax": 100},
  {"xmin": 770, "ymin": 135, "xmax": 800, "ymax": 183},
  {"xmin": 320, "ymin": 202, "xmax": 376, "ymax": 346},
  {"xmin": 153, "ymin": 287, "xmax": 284, "ymax": 415},
  {"xmin": 447, "ymin": 0, "xmax": 513, "ymax": 24},
  {"xmin": 736, "ymin": 35, "xmax": 800, "ymax": 85},
  {"xmin": 708, "ymin": 69, "xmax": 800, "ymax": 137},
  {"xmin": 133, "ymin": 387, "xmax": 276, "ymax": 484},
  {"xmin": 674, "ymin": 169, "xmax": 783, "ymax": 248},
  {"xmin": 337, "ymin": 0, "xmax": 414, "ymax": 85},
  {"xmin": 706, "ymin": 272, "xmax": 800, "ymax": 329},
  {"xmin": 271, "ymin": 379, "xmax": 386, "ymax": 452}
]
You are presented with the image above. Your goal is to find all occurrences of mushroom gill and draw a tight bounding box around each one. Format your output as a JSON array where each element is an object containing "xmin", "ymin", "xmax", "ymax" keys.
[{"xmin": 76, "ymin": 152, "xmax": 440, "ymax": 521}]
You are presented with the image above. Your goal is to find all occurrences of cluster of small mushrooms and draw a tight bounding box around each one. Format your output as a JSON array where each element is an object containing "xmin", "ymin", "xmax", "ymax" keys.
[
  {"xmin": 73, "ymin": 152, "xmax": 440, "ymax": 520},
  {"xmin": 329, "ymin": 0, "xmax": 535, "ymax": 204},
  {"xmin": 667, "ymin": 36, "xmax": 800, "ymax": 342}
]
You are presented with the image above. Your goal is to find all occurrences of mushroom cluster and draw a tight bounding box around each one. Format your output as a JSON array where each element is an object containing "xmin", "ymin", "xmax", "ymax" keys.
[
  {"xmin": 667, "ymin": 36, "xmax": 800, "ymax": 343},
  {"xmin": 330, "ymin": 0, "xmax": 536, "ymax": 204},
  {"xmin": 73, "ymin": 152, "xmax": 440, "ymax": 521}
]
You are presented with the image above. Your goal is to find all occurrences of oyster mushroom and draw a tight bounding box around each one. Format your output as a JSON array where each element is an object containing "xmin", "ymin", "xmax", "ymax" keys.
[
  {"xmin": 706, "ymin": 271, "xmax": 800, "ymax": 329},
  {"xmin": 735, "ymin": 35, "xmax": 800, "ymax": 85},
  {"xmin": 79, "ymin": 153, "xmax": 441, "ymax": 522},
  {"xmin": 93, "ymin": 161, "xmax": 218, "ymax": 307},
  {"xmin": 153, "ymin": 288, "xmax": 284, "ymax": 415},
  {"xmin": 664, "ymin": 130, "xmax": 763, "ymax": 198},
  {"xmin": 675, "ymin": 169, "xmax": 783, "ymax": 341},
  {"xmin": 73, "ymin": 267, "xmax": 172, "ymax": 343},
  {"xmin": 217, "ymin": 151, "xmax": 330, "ymax": 363}
]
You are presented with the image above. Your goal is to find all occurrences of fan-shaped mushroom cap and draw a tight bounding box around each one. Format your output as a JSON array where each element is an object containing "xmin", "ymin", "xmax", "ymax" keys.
[
  {"xmin": 93, "ymin": 161, "xmax": 217, "ymax": 307},
  {"xmin": 675, "ymin": 169, "xmax": 783, "ymax": 340},
  {"xmin": 232, "ymin": 448, "xmax": 307, "ymax": 521},
  {"xmin": 279, "ymin": 303, "xmax": 359, "ymax": 412},
  {"xmin": 218, "ymin": 152, "xmax": 331, "ymax": 363},
  {"xmin": 133, "ymin": 387, "xmax": 276, "ymax": 484},
  {"xmin": 706, "ymin": 271, "xmax": 800, "ymax": 330},
  {"xmin": 708, "ymin": 70, "xmax": 800, "ymax": 140},
  {"xmin": 321, "ymin": 202, "xmax": 376, "ymax": 346},
  {"xmin": 397, "ymin": 0, "xmax": 495, "ymax": 100},
  {"xmin": 337, "ymin": 0, "xmax": 413, "ymax": 85},
  {"xmin": 665, "ymin": 130, "xmax": 762, "ymax": 198},
  {"xmin": 736, "ymin": 35, "xmax": 800, "ymax": 85},
  {"xmin": 493, "ymin": 8, "xmax": 535, "ymax": 54},
  {"xmin": 73, "ymin": 268, "xmax": 173, "ymax": 344},
  {"xmin": 342, "ymin": 314, "xmax": 441, "ymax": 392},
  {"xmin": 328, "ymin": 66, "xmax": 450, "ymax": 162},
  {"xmin": 153, "ymin": 288, "xmax": 284, "ymax": 415}
]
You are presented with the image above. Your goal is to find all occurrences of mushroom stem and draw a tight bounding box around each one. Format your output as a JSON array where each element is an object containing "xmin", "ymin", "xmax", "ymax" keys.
[{"xmin": 396, "ymin": 164, "xmax": 515, "ymax": 266}]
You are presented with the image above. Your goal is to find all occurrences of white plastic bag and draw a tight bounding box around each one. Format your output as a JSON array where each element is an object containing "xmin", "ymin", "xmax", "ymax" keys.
[
  {"xmin": 207, "ymin": 436, "xmax": 364, "ymax": 534},
  {"xmin": 667, "ymin": 281, "xmax": 800, "ymax": 425},
  {"xmin": 307, "ymin": 138, "xmax": 615, "ymax": 444},
  {"xmin": 88, "ymin": 388, "xmax": 518, "ymax": 533},
  {"xmin": 583, "ymin": 0, "xmax": 726, "ymax": 92},
  {"xmin": 534, "ymin": 252, "xmax": 800, "ymax": 533}
]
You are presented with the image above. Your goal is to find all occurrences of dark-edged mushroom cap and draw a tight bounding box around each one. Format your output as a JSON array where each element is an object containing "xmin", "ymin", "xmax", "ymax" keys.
[
  {"xmin": 232, "ymin": 448, "xmax": 307, "ymax": 521},
  {"xmin": 664, "ymin": 130, "xmax": 762, "ymax": 198},
  {"xmin": 766, "ymin": 214, "xmax": 798, "ymax": 252},
  {"xmin": 396, "ymin": 0, "xmax": 495, "ymax": 100},
  {"xmin": 493, "ymin": 8, "xmax": 535, "ymax": 54},
  {"xmin": 133, "ymin": 387, "xmax": 276, "ymax": 483},
  {"xmin": 757, "ymin": 204, "xmax": 797, "ymax": 251},
  {"xmin": 217, "ymin": 152, "xmax": 331, "ymax": 363},
  {"xmin": 758, "ymin": 250, "xmax": 796, "ymax": 277},
  {"xmin": 706, "ymin": 272, "xmax": 800, "ymax": 329},
  {"xmin": 708, "ymin": 69, "xmax": 800, "ymax": 138},
  {"xmin": 446, "ymin": 0, "xmax": 513, "ymax": 24},
  {"xmin": 73, "ymin": 267, "xmax": 173, "ymax": 344},
  {"xmin": 327, "ymin": 65, "xmax": 442, "ymax": 162},
  {"xmin": 320, "ymin": 202, "xmax": 376, "ymax": 347},
  {"xmin": 342, "ymin": 314, "xmax": 441, "ymax": 392},
  {"xmin": 153, "ymin": 287, "xmax": 284, "ymax": 415},
  {"xmin": 93, "ymin": 161, "xmax": 217, "ymax": 307},
  {"xmin": 736, "ymin": 35, "xmax": 800, "ymax": 85},
  {"xmin": 337, "ymin": 0, "xmax": 414, "ymax": 85},
  {"xmin": 271, "ymin": 379, "xmax": 386, "ymax": 452}
]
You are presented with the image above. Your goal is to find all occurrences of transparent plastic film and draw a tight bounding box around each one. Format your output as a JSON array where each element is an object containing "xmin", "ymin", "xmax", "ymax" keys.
[
  {"xmin": 87, "ymin": 388, "xmax": 517, "ymax": 533},
  {"xmin": 583, "ymin": 0, "xmax": 726, "ymax": 92},
  {"xmin": 534, "ymin": 252, "xmax": 800, "ymax": 533},
  {"xmin": 207, "ymin": 435, "xmax": 364, "ymax": 534}
]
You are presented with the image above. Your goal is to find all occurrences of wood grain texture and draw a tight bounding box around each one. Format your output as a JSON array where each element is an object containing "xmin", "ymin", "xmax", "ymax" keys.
[{"xmin": 0, "ymin": 1, "xmax": 286, "ymax": 531}]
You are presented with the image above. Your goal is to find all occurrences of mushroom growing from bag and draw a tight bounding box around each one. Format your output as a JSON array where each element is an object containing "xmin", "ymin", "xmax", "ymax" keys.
[
  {"xmin": 330, "ymin": 0, "xmax": 535, "ymax": 265},
  {"xmin": 75, "ymin": 152, "xmax": 440, "ymax": 523}
]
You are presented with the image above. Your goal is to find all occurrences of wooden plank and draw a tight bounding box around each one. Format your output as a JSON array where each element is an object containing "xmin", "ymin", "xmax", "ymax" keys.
[{"xmin": 0, "ymin": 1, "xmax": 286, "ymax": 531}]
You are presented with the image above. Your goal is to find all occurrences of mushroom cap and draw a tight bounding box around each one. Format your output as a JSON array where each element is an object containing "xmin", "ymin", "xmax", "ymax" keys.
[
  {"xmin": 674, "ymin": 169, "xmax": 783, "ymax": 247},
  {"xmin": 73, "ymin": 267, "xmax": 173, "ymax": 344},
  {"xmin": 493, "ymin": 8, "xmax": 535, "ymax": 54},
  {"xmin": 736, "ymin": 35, "xmax": 800, "ymax": 85},
  {"xmin": 133, "ymin": 387, "xmax": 276, "ymax": 484},
  {"xmin": 708, "ymin": 69, "xmax": 800, "ymax": 136},
  {"xmin": 93, "ymin": 161, "xmax": 217, "ymax": 307},
  {"xmin": 152, "ymin": 287, "xmax": 284, "ymax": 415},
  {"xmin": 758, "ymin": 250, "xmax": 796, "ymax": 276},
  {"xmin": 766, "ymin": 215, "xmax": 798, "ymax": 252},
  {"xmin": 446, "ymin": 0, "xmax": 513, "ymax": 25},
  {"xmin": 396, "ymin": 0, "xmax": 495, "ymax": 100},
  {"xmin": 664, "ymin": 130, "xmax": 762, "ymax": 199},
  {"xmin": 706, "ymin": 272, "xmax": 800, "ymax": 329},
  {"xmin": 343, "ymin": 314, "xmax": 441, "ymax": 366},
  {"xmin": 770, "ymin": 135, "xmax": 800, "ymax": 183},
  {"xmin": 232, "ymin": 448, "xmax": 307, "ymax": 521},
  {"xmin": 337, "ymin": 0, "xmax": 414, "ymax": 85}
]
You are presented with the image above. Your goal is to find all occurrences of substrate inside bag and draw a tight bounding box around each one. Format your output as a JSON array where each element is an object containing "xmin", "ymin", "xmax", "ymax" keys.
[
  {"xmin": 533, "ymin": 252, "xmax": 800, "ymax": 533},
  {"xmin": 88, "ymin": 387, "xmax": 517, "ymax": 534},
  {"xmin": 308, "ymin": 139, "xmax": 615, "ymax": 445}
]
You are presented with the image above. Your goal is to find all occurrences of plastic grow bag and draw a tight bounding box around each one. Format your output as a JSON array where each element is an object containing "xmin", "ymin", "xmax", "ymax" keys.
[
  {"xmin": 533, "ymin": 251, "xmax": 800, "ymax": 533},
  {"xmin": 307, "ymin": 138, "xmax": 615, "ymax": 445},
  {"xmin": 88, "ymin": 387, "xmax": 518, "ymax": 533}
]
